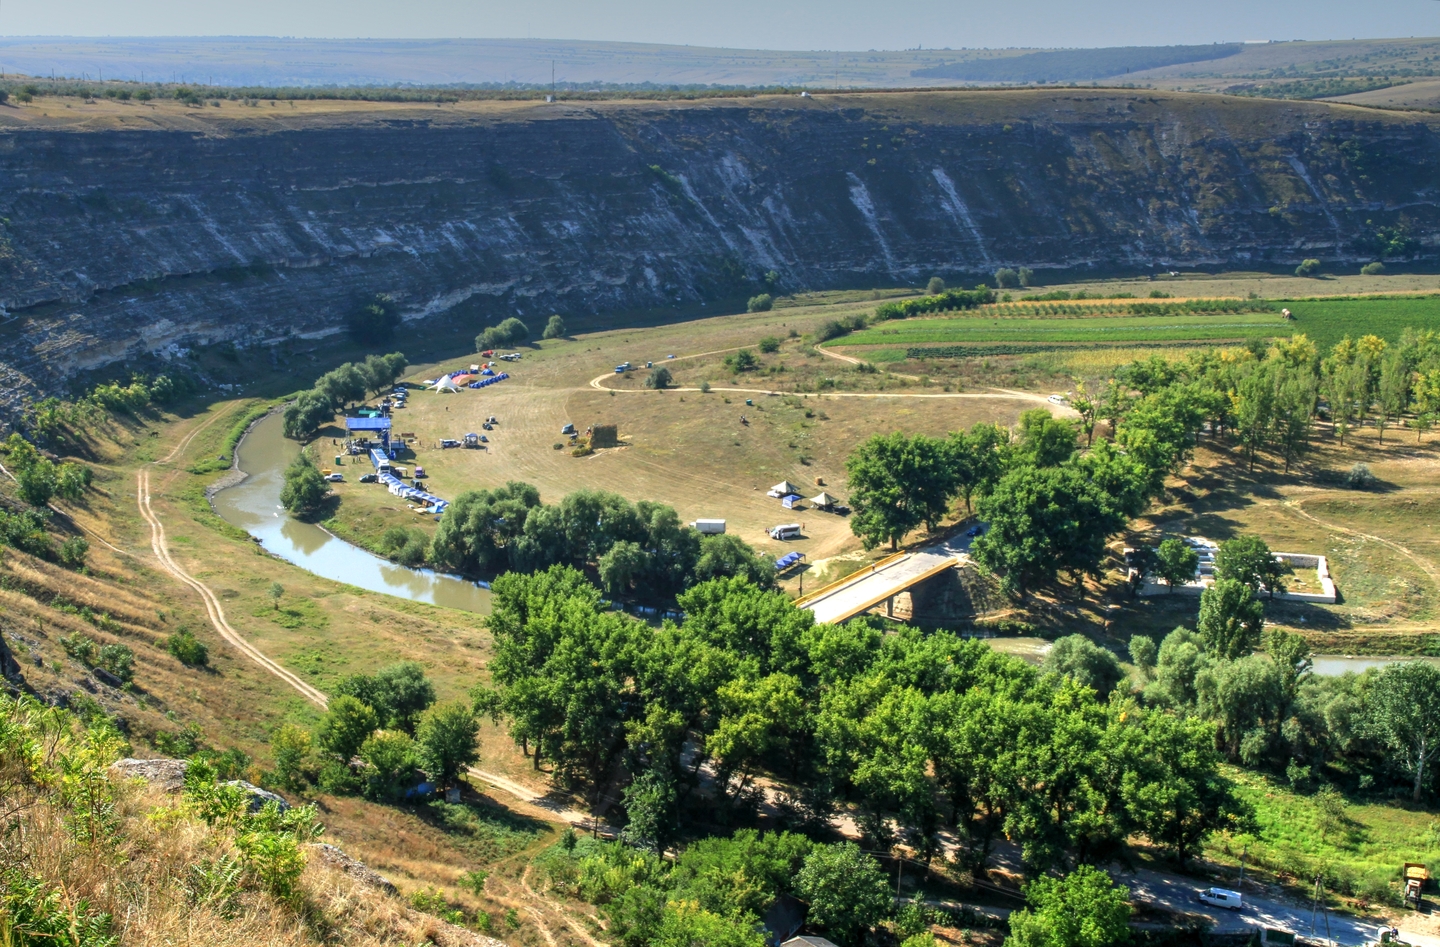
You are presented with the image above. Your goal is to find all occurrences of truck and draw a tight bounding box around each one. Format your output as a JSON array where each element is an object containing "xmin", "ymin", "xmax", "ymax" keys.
[
  {"xmin": 691, "ymin": 519, "xmax": 726, "ymax": 535},
  {"xmin": 1405, "ymin": 863, "xmax": 1428, "ymax": 908}
]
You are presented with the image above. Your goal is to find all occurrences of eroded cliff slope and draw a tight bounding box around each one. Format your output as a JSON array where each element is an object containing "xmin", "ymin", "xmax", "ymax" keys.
[{"xmin": 1, "ymin": 90, "xmax": 1437, "ymax": 411}]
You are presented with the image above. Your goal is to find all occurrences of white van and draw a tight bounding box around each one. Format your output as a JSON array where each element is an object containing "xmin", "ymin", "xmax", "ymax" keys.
[
  {"xmin": 769, "ymin": 523, "xmax": 802, "ymax": 541},
  {"xmin": 692, "ymin": 519, "xmax": 727, "ymax": 535},
  {"xmin": 1198, "ymin": 888, "xmax": 1243, "ymax": 911}
]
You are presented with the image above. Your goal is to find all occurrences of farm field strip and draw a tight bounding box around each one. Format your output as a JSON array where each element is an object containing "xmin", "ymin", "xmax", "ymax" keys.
[{"xmin": 833, "ymin": 313, "xmax": 1295, "ymax": 347}]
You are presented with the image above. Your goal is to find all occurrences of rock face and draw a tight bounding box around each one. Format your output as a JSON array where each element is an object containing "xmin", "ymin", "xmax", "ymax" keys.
[
  {"xmin": 1, "ymin": 91, "xmax": 1437, "ymax": 414},
  {"xmin": 310, "ymin": 843, "xmax": 399, "ymax": 895},
  {"xmin": 110, "ymin": 757, "xmax": 190, "ymax": 792}
]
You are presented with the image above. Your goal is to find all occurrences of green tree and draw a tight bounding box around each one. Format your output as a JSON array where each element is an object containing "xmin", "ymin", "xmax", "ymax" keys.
[
  {"xmin": 1145, "ymin": 628, "xmax": 1211, "ymax": 711},
  {"xmin": 646, "ymin": 366, "xmax": 673, "ymax": 390},
  {"xmin": 1006, "ymin": 866, "xmax": 1130, "ymax": 947},
  {"xmin": 995, "ymin": 268, "xmax": 1020, "ymax": 289},
  {"xmin": 1362, "ymin": 661, "xmax": 1440, "ymax": 801},
  {"xmin": 358, "ymin": 730, "xmax": 417, "ymax": 801},
  {"xmin": 846, "ymin": 432, "xmax": 959, "ymax": 550},
  {"xmin": 725, "ymin": 349, "xmax": 759, "ymax": 372},
  {"xmin": 1377, "ymin": 348, "xmax": 1410, "ymax": 444},
  {"xmin": 476, "ymin": 317, "xmax": 529, "ymax": 351},
  {"xmin": 926, "ymin": 276, "xmax": 946, "ymax": 295},
  {"xmin": 271, "ymin": 724, "xmax": 313, "ymax": 791},
  {"xmin": 757, "ymin": 336, "xmax": 781, "ymax": 354},
  {"xmin": 317, "ymin": 695, "xmax": 380, "ymax": 763},
  {"xmin": 1125, "ymin": 712, "xmax": 1246, "ymax": 864},
  {"xmin": 348, "ymin": 292, "xmax": 398, "ymax": 343},
  {"xmin": 429, "ymin": 481, "xmax": 542, "ymax": 574},
  {"xmin": 1016, "ymin": 408, "xmax": 1077, "ymax": 467},
  {"xmin": 279, "ymin": 452, "xmax": 328, "ymax": 517},
  {"xmin": 166, "ymin": 628, "xmax": 209, "ymax": 667},
  {"xmin": 1215, "ymin": 535, "xmax": 1290, "ymax": 598},
  {"xmin": 947, "ymin": 422, "xmax": 1009, "ymax": 513},
  {"xmin": 334, "ymin": 662, "xmax": 437, "ymax": 734},
  {"xmin": 14, "ymin": 459, "xmax": 57, "ymax": 507},
  {"xmin": 747, "ymin": 294, "xmax": 774, "ymax": 313},
  {"xmin": 414, "ymin": 701, "xmax": 480, "ymax": 790},
  {"xmin": 1129, "ymin": 636, "xmax": 1157, "ymax": 676},
  {"xmin": 794, "ymin": 843, "xmax": 893, "ymax": 944},
  {"xmin": 1197, "ymin": 578, "xmax": 1265, "ymax": 659},
  {"xmin": 1295, "ymin": 258, "xmax": 1321, "ymax": 277},
  {"xmin": 542, "ymin": 314, "xmax": 567, "ymax": 340},
  {"xmin": 972, "ymin": 464, "xmax": 1127, "ymax": 596},
  {"xmin": 1043, "ymin": 635, "xmax": 1124, "ymax": 698},
  {"xmin": 268, "ymin": 582, "xmax": 284, "ymax": 609},
  {"xmin": 54, "ymin": 463, "xmax": 92, "ymax": 503},
  {"xmin": 281, "ymin": 389, "xmax": 334, "ymax": 440},
  {"xmin": 57, "ymin": 536, "xmax": 89, "ymax": 569},
  {"xmin": 621, "ymin": 769, "xmax": 678, "ymax": 854},
  {"xmin": 1155, "ymin": 538, "xmax": 1199, "ymax": 592},
  {"xmin": 599, "ymin": 539, "xmax": 648, "ymax": 597},
  {"xmin": 693, "ymin": 534, "xmax": 775, "ymax": 588}
]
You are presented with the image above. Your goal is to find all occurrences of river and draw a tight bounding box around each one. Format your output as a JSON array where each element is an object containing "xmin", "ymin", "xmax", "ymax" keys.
[{"xmin": 212, "ymin": 412, "xmax": 490, "ymax": 613}]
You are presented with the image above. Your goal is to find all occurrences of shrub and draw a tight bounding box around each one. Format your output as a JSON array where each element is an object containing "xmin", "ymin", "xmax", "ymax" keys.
[
  {"xmin": 926, "ymin": 276, "xmax": 946, "ymax": 295},
  {"xmin": 699, "ymin": 381, "xmax": 711, "ymax": 393},
  {"xmin": 0, "ymin": 89, "xmax": 8, "ymax": 105},
  {"xmin": 747, "ymin": 294, "xmax": 773, "ymax": 313},
  {"xmin": 58, "ymin": 536, "xmax": 89, "ymax": 569},
  {"xmin": 1018, "ymin": 266, "xmax": 1034, "ymax": 287},
  {"xmin": 542, "ymin": 314, "xmax": 567, "ymax": 339},
  {"xmin": 476, "ymin": 317, "xmax": 529, "ymax": 352},
  {"xmin": 995, "ymin": 267, "xmax": 1020, "ymax": 288},
  {"xmin": 757, "ymin": 336, "xmax": 781, "ymax": 354},
  {"xmin": 167, "ymin": 628, "xmax": 210, "ymax": 667},
  {"xmin": 1361, "ymin": 261, "xmax": 1386, "ymax": 276},
  {"xmin": 1346, "ymin": 462, "xmax": 1376, "ymax": 490},
  {"xmin": 1295, "ymin": 258, "xmax": 1322, "ymax": 277},
  {"xmin": 646, "ymin": 366, "xmax": 673, "ymax": 389},
  {"xmin": 724, "ymin": 350, "xmax": 759, "ymax": 373}
]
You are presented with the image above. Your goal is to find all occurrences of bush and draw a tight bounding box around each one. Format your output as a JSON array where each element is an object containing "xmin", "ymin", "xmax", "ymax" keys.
[
  {"xmin": 1346, "ymin": 462, "xmax": 1376, "ymax": 490},
  {"xmin": 167, "ymin": 628, "xmax": 210, "ymax": 667},
  {"xmin": 757, "ymin": 336, "xmax": 781, "ymax": 354},
  {"xmin": 747, "ymin": 294, "xmax": 773, "ymax": 313},
  {"xmin": 995, "ymin": 267, "xmax": 1020, "ymax": 288},
  {"xmin": 476, "ymin": 317, "xmax": 529, "ymax": 352},
  {"xmin": 1361, "ymin": 261, "xmax": 1386, "ymax": 276},
  {"xmin": 646, "ymin": 367, "xmax": 673, "ymax": 389},
  {"xmin": 926, "ymin": 276, "xmax": 946, "ymax": 295},
  {"xmin": 542, "ymin": 314, "xmax": 567, "ymax": 339},
  {"xmin": 724, "ymin": 350, "xmax": 759, "ymax": 373},
  {"xmin": 1018, "ymin": 266, "xmax": 1034, "ymax": 287},
  {"xmin": 0, "ymin": 90, "xmax": 8, "ymax": 106},
  {"xmin": 58, "ymin": 536, "xmax": 89, "ymax": 569},
  {"xmin": 1295, "ymin": 258, "xmax": 1322, "ymax": 277}
]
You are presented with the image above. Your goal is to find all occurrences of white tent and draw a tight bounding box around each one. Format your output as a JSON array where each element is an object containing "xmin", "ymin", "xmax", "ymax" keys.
[
  {"xmin": 810, "ymin": 492, "xmax": 838, "ymax": 508},
  {"xmin": 431, "ymin": 374, "xmax": 460, "ymax": 393},
  {"xmin": 769, "ymin": 480, "xmax": 802, "ymax": 497}
]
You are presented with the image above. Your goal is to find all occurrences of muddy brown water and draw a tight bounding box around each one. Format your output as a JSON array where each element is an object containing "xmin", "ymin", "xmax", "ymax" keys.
[{"xmin": 212, "ymin": 412, "xmax": 490, "ymax": 613}]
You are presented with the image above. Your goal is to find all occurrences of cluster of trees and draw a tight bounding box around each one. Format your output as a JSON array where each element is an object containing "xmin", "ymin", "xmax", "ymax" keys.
[
  {"xmin": 281, "ymin": 352, "xmax": 408, "ymax": 440},
  {"xmin": 20, "ymin": 372, "xmax": 193, "ymax": 449},
  {"xmin": 2, "ymin": 434, "xmax": 92, "ymax": 508},
  {"xmin": 994, "ymin": 267, "xmax": 1035, "ymax": 289},
  {"xmin": 475, "ymin": 317, "xmax": 529, "ymax": 352},
  {"xmin": 347, "ymin": 292, "xmax": 398, "ymax": 343},
  {"xmin": 271, "ymin": 662, "xmax": 481, "ymax": 801},
  {"xmin": 430, "ymin": 484, "xmax": 773, "ymax": 595},
  {"xmin": 543, "ymin": 830, "xmax": 899, "ymax": 947},
  {"xmin": 874, "ymin": 287, "xmax": 995, "ymax": 321},
  {"xmin": 475, "ymin": 568, "xmax": 1246, "ymax": 875},
  {"xmin": 849, "ymin": 331, "xmax": 1440, "ymax": 597}
]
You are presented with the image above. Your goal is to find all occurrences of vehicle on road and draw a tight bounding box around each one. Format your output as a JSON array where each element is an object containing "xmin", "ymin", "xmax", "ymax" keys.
[
  {"xmin": 1048, "ymin": 393, "xmax": 1068, "ymax": 404},
  {"xmin": 1198, "ymin": 888, "xmax": 1244, "ymax": 911}
]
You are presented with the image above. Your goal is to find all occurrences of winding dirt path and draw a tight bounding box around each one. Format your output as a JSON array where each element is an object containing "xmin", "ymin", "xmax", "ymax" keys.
[{"xmin": 1283, "ymin": 494, "xmax": 1440, "ymax": 588}]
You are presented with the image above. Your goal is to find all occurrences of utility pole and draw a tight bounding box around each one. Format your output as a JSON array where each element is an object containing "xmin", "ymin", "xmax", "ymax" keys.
[
  {"xmin": 1236, "ymin": 845, "xmax": 1248, "ymax": 889},
  {"xmin": 1310, "ymin": 874, "xmax": 1322, "ymax": 937}
]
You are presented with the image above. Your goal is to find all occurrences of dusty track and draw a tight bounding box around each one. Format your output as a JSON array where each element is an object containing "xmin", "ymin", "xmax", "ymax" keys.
[{"xmin": 138, "ymin": 413, "xmax": 611, "ymax": 831}]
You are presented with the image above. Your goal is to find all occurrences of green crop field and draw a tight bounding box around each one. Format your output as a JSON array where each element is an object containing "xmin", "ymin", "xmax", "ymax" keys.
[
  {"xmin": 832, "ymin": 312, "xmax": 1295, "ymax": 348},
  {"xmin": 1281, "ymin": 295, "xmax": 1440, "ymax": 350},
  {"xmin": 828, "ymin": 294, "xmax": 1440, "ymax": 360}
]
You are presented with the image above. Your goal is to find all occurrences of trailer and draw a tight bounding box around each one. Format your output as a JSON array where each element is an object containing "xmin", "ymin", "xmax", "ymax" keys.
[{"xmin": 691, "ymin": 519, "xmax": 726, "ymax": 535}]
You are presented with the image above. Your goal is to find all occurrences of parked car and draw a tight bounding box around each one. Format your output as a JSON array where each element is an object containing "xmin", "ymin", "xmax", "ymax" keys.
[
  {"xmin": 359, "ymin": 473, "xmax": 378, "ymax": 484},
  {"xmin": 325, "ymin": 473, "xmax": 345, "ymax": 483}
]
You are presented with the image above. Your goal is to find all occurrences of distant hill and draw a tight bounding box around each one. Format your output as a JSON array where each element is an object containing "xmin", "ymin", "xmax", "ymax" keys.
[
  {"xmin": 0, "ymin": 35, "xmax": 1437, "ymax": 90},
  {"xmin": 912, "ymin": 44, "xmax": 1244, "ymax": 82}
]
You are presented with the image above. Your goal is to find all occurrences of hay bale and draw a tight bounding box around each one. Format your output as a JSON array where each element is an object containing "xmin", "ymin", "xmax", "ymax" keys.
[{"xmin": 591, "ymin": 424, "xmax": 619, "ymax": 448}]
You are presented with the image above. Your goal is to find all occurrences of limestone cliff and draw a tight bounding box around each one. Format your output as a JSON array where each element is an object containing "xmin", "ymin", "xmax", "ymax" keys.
[{"xmin": 1, "ymin": 90, "xmax": 1437, "ymax": 412}]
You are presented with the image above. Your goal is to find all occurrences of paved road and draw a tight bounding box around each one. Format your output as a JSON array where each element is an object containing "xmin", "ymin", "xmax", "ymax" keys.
[
  {"xmin": 802, "ymin": 550, "xmax": 962, "ymax": 624},
  {"xmin": 1119, "ymin": 867, "xmax": 1385, "ymax": 946}
]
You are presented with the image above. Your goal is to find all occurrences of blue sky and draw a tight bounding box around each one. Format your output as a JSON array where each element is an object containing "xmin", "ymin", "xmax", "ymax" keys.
[{"xmin": 3, "ymin": 0, "xmax": 1438, "ymax": 50}]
